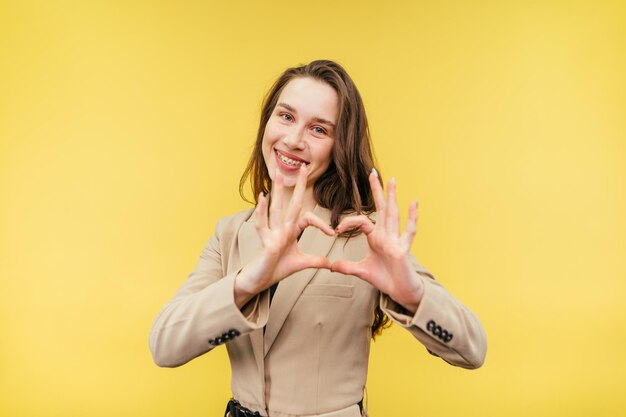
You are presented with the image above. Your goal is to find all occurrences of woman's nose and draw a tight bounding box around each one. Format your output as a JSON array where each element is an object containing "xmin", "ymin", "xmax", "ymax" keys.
[{"xmin": 282, "ymin": 127, "xmax": 306, "ymax": 150}]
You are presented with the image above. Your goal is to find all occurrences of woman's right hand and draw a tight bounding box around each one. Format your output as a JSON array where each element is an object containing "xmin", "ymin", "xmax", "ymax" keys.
[{"xmin": 233, "ymin": 166, "xmax": 335, "ymax": 308}]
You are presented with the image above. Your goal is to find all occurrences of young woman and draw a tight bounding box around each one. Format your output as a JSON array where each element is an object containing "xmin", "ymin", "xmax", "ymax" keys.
[{"xmin": 149, "ymin": 60, "xmax": 487, "ymax": 417}]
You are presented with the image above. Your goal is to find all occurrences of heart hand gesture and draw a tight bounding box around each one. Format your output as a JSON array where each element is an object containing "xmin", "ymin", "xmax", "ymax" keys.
[{"xmin": 331, "ymin": 169, "xmax": 424, "ymax": 313}]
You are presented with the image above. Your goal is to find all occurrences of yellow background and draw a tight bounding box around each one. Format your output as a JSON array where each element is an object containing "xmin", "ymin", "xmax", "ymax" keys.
[{"xmin": 1, "ymin": 1, "xmax": 625, "ymax": 416}]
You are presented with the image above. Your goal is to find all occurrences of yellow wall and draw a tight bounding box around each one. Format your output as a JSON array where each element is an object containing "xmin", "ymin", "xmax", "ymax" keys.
[{"xmin": 1, "ymin": 1, "xmax": 625, "ymax": 415}]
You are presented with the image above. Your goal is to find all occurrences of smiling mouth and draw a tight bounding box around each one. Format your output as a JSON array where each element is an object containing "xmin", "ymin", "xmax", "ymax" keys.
[{"xmin": 275, "ymin": 150, "xmax": 309, "ymax": 167}]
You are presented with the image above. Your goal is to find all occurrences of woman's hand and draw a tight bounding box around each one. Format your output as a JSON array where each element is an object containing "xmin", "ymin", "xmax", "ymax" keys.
[
  {"xmin": 331, "ymin": 169, "xmax": 424, "ymax": 313},
  {"xmin": 233, "ymin": 166, "xmax": 334, "ymax": 308}
]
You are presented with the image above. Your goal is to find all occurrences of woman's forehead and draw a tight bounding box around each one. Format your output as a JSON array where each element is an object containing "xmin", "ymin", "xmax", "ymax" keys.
[{"xmin": 277, "ymin": 77, "xmax": 339, "ymax": 123}]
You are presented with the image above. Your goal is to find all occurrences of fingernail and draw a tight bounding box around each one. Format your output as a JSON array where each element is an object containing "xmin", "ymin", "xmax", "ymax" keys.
[
  {"xmin": 390, "ymin": 177, "xmax": 396, "ymax": 185},
  {"xmin": 372, "ymin": 167, "xmax": 379, "ymax": 178}
]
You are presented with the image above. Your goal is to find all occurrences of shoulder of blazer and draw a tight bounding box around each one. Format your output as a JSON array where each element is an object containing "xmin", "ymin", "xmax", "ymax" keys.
[{"xmin": 214, "ymin": 206, "xmax": 255, "ymax": 246}]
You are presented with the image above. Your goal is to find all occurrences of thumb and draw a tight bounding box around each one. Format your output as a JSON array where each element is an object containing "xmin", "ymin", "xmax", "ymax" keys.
[
  {"xmin": 331, "ymin": 260, "xmax": 370, "ymax": 282},
  {"xmin": 297, "ymin": 254, "xmax": 332, "ymax": 271}
]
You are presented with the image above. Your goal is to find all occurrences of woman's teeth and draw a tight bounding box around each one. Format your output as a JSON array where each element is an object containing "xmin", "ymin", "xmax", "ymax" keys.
[{"xmin": 277, "ymin": 152, "xmax": 306, "ymax": 167}]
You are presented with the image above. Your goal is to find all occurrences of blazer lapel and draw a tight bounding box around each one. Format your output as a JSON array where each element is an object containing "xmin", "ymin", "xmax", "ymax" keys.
[
  {"xmin": 263, "ymin": 204, "xmax": 336, "ymax": 356},
  {"xmin": 237, "ymin": 211, "xmax": 265, "ymax": 377}
]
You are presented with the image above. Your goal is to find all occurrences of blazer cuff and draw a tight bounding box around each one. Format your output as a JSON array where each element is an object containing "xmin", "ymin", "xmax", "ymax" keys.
[
  {"xmin": 380, "ymin": 273, "xmax": 487, "ymax": 369},
  {"xmin": 207, "ymin": 272, "xmax": 270, "ymax": 333},
  {"xmin": 379, "ymin": 273, "xmax": 429, "ymax": 328},
  {"xmin": 149, "ymin": 272, "xmax": 270, "ymax": 367},
  {"xmin": 380, "ymin": 273, "xmax": 452, "ymax": 334},
  {"xmin": 239, "ymin": 280, "xmax": 269, "ymax": 325}
]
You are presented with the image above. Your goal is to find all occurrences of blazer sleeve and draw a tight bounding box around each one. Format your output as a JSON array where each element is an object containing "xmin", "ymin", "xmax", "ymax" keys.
[
  {"xmin": 379, "ymin": 254, "xmax": 487, "ymax": 369},
  {"xmin": 149, "ymin": 216, "xmax": 270, "ymax": 367}
]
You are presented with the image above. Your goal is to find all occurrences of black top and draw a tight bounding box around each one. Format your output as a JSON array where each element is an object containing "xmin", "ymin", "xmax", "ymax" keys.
[{"xmin": 269, "ymin": 282, "xmax": 279, "ymax": 304}]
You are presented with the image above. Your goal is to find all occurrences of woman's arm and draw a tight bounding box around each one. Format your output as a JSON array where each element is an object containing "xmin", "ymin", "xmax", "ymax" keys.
[
  {"xmin": 379, "ymin": 256, "xmax": 487, "ymax": 369},
  {"xmin": 331, "ymin": 169, "xmax": 487, "ymax": 369},
  {"xmin": 149, "ymin": 166, "xmax": 334, "ymax": 367},
  {"xmin": 148, "ymin": 214, "xmax": 270, "ymax": 368}
]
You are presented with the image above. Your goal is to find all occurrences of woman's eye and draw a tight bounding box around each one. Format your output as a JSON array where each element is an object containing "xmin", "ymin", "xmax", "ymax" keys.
[
  {"xmin": 313, "ymin": 126, "xmax": 327, "ymax": 135},
  {"xmin": 280, "ymin": 113, "xmax": 293, "ymax": 122}
]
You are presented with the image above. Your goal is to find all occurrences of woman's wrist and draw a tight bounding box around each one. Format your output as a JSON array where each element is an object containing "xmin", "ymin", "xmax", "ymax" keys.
[
  {"xmin": 390, "ymin": 270, "xmax": 425, "ymax": 315},
  {"xmin": 233, "ymin": 253, "xmax": 274, "ymax": 308},
  {"xmin": 233, "ymin": 266, "xmax": 262, "ymax": 308}
]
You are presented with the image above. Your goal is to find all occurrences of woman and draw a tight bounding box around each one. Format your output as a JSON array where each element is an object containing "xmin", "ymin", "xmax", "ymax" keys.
[{"xmin": 149, "ymin": 60, "xmax": 487, "ymax": 417}]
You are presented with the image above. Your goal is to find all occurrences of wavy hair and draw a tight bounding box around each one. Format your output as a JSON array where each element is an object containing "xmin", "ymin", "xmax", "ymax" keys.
[{"xmin": 239, "ymin": 59, "xmax": 390, "ymax": 338}]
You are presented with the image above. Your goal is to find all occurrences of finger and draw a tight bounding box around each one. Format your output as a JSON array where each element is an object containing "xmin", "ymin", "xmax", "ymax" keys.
[
  {"xmin": 286, "ymin": 165, "xmax": 307, "ymax": 222},
  {"xmin": 369, "ymin": 168, "xmax": 386, "ymax": 229},
  {"xmin": 297, "ymin": 212, "xmax": 335, "ymax": 236},
  {"xmin": 386, "ymin": 177, "xmax": 400, "ymax": 236},
  {"xmin": 331, "ymin": 260, "xmax": 371, "ymax": 282},
  {"xmin": 255, "ymin": 192, "xmax": 268, "ymax": 231},
  {"xmin": 334, "ymin": 215, "xmax": 375, "ymax": 235},
  {"xmin": 400, "ymin": 200, "xmax": 419, "ymax": 249},
  {"xmin": 269, "ymin": 169, "xmax": 284, "ymax": 229}
]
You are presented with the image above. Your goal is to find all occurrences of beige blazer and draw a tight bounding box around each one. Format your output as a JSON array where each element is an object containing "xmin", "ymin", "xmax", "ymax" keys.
[{"xmin": 149, "ymin": 205, "xmax": 487, "ymax": 417}]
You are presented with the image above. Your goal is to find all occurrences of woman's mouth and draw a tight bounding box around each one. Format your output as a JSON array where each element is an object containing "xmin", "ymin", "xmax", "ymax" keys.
[{"xmin": 275, "ymin": 150, "xmax": 309, "ymax": 168}]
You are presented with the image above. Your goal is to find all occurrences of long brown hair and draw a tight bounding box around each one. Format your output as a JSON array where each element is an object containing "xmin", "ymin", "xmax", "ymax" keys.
[{"xmin": 239, "ymin": 60, "xmax": 390, "ymax": 338}]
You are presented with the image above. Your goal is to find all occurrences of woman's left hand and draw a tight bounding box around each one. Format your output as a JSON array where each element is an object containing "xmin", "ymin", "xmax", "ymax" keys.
[{"xmin": 331, "ymin": 169, "xmax": 424, "ymax": 313}]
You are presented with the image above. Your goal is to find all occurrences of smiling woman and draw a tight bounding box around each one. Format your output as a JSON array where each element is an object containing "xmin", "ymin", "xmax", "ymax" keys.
[
  {"xmin": 149, "ymin": 60, "xmax": 487, "ymax": 417},
  {"xmin": 262, "ymin": 77, "xmax": 336, "ymax": 190}
]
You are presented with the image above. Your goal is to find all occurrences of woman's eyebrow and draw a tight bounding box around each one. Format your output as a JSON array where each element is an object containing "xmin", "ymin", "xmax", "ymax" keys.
[{"xmin": 277, "ymin": 102, "xmax": 336, "ymax": 129}]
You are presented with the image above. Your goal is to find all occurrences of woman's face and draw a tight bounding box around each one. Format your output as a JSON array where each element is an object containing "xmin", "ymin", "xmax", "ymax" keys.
[{"xmin": 262, "ymin": 77, "xmax": 338, "ymax": 189}]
